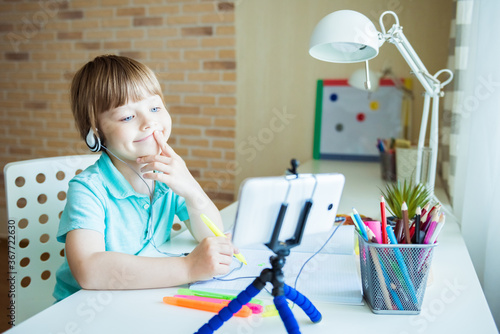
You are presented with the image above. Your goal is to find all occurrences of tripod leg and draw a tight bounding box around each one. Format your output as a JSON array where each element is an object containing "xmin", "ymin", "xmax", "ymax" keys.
[
  {"xmin": 284, "ymin": 284, "xmax": 322, "ymax": 323},
  {"xmin": 274, "ymin": 295, "xmax": 301, "ymax": 334},
  {"xmin": 195, "ymin": 282, "xmax": 262, "ymax": 334}
]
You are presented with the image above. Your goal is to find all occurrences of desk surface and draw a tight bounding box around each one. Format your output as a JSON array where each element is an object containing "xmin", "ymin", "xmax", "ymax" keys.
[{"xmin": 7, "ymin": 160, "xmax": 498, "ymax": 334}]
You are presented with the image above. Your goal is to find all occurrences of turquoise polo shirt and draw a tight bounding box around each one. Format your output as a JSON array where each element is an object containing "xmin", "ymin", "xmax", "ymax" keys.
[{"xmin": 53, "ymin": 152, "xmax": 189, "ymax": 301}]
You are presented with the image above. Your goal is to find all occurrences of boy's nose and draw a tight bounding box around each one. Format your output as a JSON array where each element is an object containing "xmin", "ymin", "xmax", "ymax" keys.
[{"xmin": 140, "ymin": 114, "xmax": 157, "ymax": 130}]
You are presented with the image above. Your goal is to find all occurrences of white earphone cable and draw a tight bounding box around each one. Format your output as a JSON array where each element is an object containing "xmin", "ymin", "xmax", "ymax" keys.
[{"xmin": 101, "ymin": 145, "xmax": 188, "ymax": 257}]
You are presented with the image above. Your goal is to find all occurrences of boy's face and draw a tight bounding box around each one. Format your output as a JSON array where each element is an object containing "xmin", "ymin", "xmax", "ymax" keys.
[{"xmin": 97, "ymin": 94, "xmax": 172, "ymax": 162}]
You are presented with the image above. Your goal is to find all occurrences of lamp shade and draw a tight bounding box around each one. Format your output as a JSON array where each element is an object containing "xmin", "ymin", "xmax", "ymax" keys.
[{"xmin": 309, "ymin": 10, "xmax": 380, "ymax": 63}]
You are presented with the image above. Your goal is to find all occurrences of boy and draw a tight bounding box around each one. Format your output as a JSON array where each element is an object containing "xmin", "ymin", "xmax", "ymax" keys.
[{"xmin": 53, "ymin": 55, "xmax": 235, "ymax": 301}]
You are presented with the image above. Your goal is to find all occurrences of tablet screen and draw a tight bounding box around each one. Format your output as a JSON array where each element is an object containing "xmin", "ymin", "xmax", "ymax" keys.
[{"xmin": 232, "ymin": 173, "xmax": 345, "ymax": 248}]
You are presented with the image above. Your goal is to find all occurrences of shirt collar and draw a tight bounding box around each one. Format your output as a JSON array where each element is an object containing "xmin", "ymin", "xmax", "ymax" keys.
[{"xmin": 98, "ymin": 152, "xmax": 169, "ymax": 200}]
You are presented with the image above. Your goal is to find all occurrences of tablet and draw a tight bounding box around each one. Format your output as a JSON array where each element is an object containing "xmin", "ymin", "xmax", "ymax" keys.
[{"xmin": 232, "ymin": 173, "xmax": 345, "ymax": 248}]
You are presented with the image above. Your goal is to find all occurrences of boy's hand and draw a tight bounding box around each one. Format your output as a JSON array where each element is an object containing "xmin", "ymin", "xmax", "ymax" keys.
[
  {"xmin": 186, "ymin": 236, "xmax": 233, "ymax": 281},
  {"xmin": 138, "ymin": 131, "xmax": 201, "ymax": 199}
]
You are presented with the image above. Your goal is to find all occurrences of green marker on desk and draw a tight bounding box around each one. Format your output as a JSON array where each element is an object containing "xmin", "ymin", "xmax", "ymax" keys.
[
  {"xmin": 177, "ymin": 288, "xmax": 263, "ymax": 305},
  {"xmin": 200, "ymin": 214, "xmax": 247, "ymax": 265}
]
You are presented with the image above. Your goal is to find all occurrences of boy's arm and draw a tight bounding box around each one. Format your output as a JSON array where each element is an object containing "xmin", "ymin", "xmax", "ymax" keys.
[
  {"xmin": 178, "ymin": 179, "xmax": 224, "ymax": 242},
  {"xmin": 66, "ymin": 228, "xmax": 233, "ymax": 290}
]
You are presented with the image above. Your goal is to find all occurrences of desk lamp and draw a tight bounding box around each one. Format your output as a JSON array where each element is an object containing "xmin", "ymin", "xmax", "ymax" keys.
[{"xmin": 309, "ymin": 10, "xmax": 453, "ymax": 195}]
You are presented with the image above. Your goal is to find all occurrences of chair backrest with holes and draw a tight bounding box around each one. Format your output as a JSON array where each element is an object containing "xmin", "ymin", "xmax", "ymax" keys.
[{"xmin": 4, "ymin": 154, "xmax": 100, "ymax": 324}]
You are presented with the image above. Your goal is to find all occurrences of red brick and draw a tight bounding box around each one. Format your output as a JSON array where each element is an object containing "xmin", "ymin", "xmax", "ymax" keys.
[
  {"xmin": 58, "ymin": 11, "xmax": 84, "ymax": 20},
  {"xmin": 75, "ymin": 42, "xmax": 100, "ymax": 50},
  {"xmin": 174, "ymin": 127, "xmax": 202, "ymax": 136},
  {"xmin": 5, "ymin": 52, "xmax": 29, "ymax": 61},
  {"xmin": 205, "ymin": 129, "xmax": 235, "ymax": 138},
  {"xmin": 205, "ymin": 191, "xmax": 234, "ymax": 202},
  {"xmin": 0, "ymin": 23, "xmax": 13, "ymax": 32},
  {"xmin": 218, "ymin": 2, "xmax": 234, "ymax": 11},
  {"xmin": 203, "ymin": 61, "xmax": 235, "ymax": 70},
  {"xmin": 117, "ymin": 7, "xmax": 146, "ymax": 16},
  {"xmin": 134, "ymin": 17, "xmax": 163, "ymax": 26},
  {"xmin": 183, "ymin": 3, "xmax": 215, "ymax": 13},
  {"xmin": 24, "ymin": 101, "xmax": 47, "ymax": 109},
  {"xmin": 119, "ymin": 51, "xmax": 147, "ymax": 60},
  {"xmin": 169, "ymin": 106, "xmax": 200, "ymax": 115},
  {"xmin": 192, "ymin": 149, "xmax": 222, "ymax": 159},
  {"xmin": 57, "ymin": 32, "xmax": 83, "ymax": 40},
  {"xmin": 181, "ymin": 26, "xmax": 213, "ymax": 36}
]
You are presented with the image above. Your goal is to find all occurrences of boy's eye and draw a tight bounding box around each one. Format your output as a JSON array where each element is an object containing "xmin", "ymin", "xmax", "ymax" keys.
[
  {"xmin": 151, "ymin": 107, "xmax": 160, "ymax": 112},
  {"xmin": 121, "ymin": 115, "xmax": 134, "ymax": 122}
]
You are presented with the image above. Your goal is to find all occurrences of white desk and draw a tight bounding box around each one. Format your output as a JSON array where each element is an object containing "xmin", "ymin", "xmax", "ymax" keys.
[{"xmin": 7, "ymin": 160, "xmax": 498, "ymax": 334}]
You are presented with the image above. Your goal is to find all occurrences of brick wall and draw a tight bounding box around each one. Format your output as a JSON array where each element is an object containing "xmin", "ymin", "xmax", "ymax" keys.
[{"xmin": 0, "ymin": 0, "xmax": 237, "ymax": 226}]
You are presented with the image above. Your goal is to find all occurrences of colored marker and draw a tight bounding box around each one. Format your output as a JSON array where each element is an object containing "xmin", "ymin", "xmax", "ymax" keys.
[
  {"xmin": 365, "ymin": 221, "xmax": 382, "ymax": 243},
  {"xmin": 163, "ymin": 296, "xmax": 252, "ymax": 317},
  {"xmin": 201, "ymin": 214, "xmax": 247, "ymax": 265},
  {"xmin": 364, "ymin": 225, "xmax": 378, "ymax": 243},
  {"xmin": 174, "ymin": 295, "xmax": 263, "ymax": 314},
  {"xmin": 176, "ymin": 288, "xmax": 263, "ymax": 305}
]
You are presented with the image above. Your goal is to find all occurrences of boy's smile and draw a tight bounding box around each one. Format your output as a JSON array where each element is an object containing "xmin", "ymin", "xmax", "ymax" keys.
[{"xmin": 97, "ymin": 94, "xmax": 172, "ymax": 165}]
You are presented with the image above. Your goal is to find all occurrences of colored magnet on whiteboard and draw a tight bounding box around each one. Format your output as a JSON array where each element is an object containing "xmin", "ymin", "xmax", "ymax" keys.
[
  {"xmin": 330, "ymin": 93, "xmax": 338, "ymax": 102},
  {"xmin": 356, "ymin": 113, "xmax": 366, "ymax": 122},
  {"xmin": 370, "ymin": 101, "xmax": 379, "ymax": 110}
]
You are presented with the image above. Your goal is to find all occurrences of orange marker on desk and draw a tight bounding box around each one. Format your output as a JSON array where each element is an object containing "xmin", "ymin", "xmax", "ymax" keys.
[{"xmin": 163, "ymin": 296, "xmax": 252, "ymax": 318}]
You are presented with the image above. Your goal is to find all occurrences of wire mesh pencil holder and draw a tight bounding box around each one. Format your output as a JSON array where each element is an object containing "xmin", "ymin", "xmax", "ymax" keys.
[{"xmin": 358, "ymin": 235, "xmax": 438, "ymax": 314}]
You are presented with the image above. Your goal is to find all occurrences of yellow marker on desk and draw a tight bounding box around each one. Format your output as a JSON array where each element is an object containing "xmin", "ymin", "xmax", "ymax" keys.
[{"xmin": 200, "ymin": 214, "xmax": 247, "ymax": 265}]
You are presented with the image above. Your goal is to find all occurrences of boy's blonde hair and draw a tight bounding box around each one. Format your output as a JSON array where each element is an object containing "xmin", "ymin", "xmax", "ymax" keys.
[{"xmin": 70, "ymin": 55, "xmax": 164, "ymax": 143}]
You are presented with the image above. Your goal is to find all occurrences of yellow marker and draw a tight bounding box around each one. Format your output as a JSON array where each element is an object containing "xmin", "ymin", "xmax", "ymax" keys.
[{"xmin": 200, "ymin": 214, "xmax": 247, "ymax": 265}]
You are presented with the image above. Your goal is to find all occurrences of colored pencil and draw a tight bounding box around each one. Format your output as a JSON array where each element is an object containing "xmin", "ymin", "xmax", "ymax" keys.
[
  {"xmin": 401, "ymin": 202, "xmax": 411, "ymax": 244},
  {"xmin": 352, "ymin": 208, "xmax": 368, "ymax": 240},
  {"xmin": 420, "ymin": 202, "xmax": 431, "ymax": 219},
  {"xmin": 414, "ymin": 206, "xmax": 422, "ymax": 244},
  {"xmin": 380, "ymin": 196, "xmax": 389, "ymax": 244},
  {"xmin": 385, "ymin": 226, "xmax": 418, "ymax": 305},
  {"xmin": 428, "ymin": 213, "xmax": 445, "ymax": 244}
]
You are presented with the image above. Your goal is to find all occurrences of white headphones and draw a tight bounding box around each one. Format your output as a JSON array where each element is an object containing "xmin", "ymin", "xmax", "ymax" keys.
[{"xmin": 86, "ymin": 128, "xmax": 102, "ymax": 152}]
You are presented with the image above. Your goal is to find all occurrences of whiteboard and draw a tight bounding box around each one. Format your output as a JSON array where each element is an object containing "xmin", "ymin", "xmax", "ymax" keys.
[{"xmin": 313, "ymin": 79, "xmax": 405, "ymax": 161}]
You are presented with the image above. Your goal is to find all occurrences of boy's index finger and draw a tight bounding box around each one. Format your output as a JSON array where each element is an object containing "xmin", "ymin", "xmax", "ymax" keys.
[{"xmin": 154, "ymin": 130, "xmax": 175, "ymax": 157}]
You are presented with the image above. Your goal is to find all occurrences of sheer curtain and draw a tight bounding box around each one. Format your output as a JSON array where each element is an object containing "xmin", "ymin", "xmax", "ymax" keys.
[{"xmin": 451, "ymin": 0, "xmax": 500, "ymax": 328}]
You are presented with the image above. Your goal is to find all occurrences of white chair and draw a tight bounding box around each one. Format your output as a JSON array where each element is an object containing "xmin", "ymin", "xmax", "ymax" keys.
[{"xmin": 4, "ymin": 154, "xmax": 100, "ymax": 324}]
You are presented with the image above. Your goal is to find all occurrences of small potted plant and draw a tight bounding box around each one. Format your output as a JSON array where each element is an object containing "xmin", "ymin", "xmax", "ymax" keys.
[{"xmin": 380, "ymin": 179, "xmax": 432, "ymax": 220}]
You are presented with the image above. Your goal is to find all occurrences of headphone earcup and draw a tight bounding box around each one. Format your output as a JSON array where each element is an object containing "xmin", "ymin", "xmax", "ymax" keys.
[{"xmin": 86, "ymin": 128, "xmax": 101, "ymax": 152}]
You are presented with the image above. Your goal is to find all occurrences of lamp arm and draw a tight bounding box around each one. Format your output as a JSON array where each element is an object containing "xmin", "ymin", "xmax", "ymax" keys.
[
  {"xmin": 378, "ymin": 11, "xmax": 454, "ymax": 193},
  {"xmin": 378, "ymin": 11, "xmax": 450, "ymax": 96}
]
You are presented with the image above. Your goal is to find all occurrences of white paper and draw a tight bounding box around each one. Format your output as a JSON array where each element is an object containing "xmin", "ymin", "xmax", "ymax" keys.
[{"xmin": 190, "ymin": 225, "xmax": 363, "ymax": 305}]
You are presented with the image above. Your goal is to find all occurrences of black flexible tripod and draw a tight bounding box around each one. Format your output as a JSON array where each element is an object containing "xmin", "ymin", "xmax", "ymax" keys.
[{"xmin": 195, "ymin": 160, "xmax": 322, "ymax": 334}]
